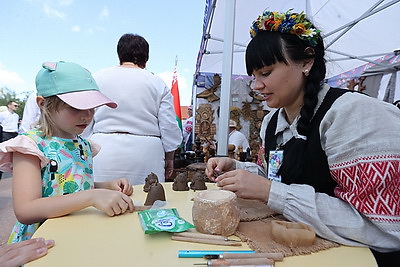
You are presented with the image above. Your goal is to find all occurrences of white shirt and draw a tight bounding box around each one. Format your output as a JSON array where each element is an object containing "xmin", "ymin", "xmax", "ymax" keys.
[
  {"xmin": 83, "ymin": 66, "xmax": 182, "ymax": 185},
  {"xmin": 0, "ymin": 110, "xmax": 19, "ymax": 132},
  {"xmin": 19, "ymin": 92, "xmax": 41, "ymax": 133},
  {"xmin": 228, "ymin": 129, "xmax": 250, "ymax": 153}
]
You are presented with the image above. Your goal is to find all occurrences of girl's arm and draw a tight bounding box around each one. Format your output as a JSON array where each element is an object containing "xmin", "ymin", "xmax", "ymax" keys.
[{"xmin": 12, "ymin": 152, "xmax": 134, "ymax": 225}]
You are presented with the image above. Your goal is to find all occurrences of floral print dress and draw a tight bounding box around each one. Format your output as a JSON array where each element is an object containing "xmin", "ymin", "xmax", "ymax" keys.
[{"xmin": 0, "ymin": 130, "xmax": 96, "ymax": 243}]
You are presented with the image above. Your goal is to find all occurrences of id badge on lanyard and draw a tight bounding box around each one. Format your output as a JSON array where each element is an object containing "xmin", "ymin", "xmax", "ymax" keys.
[{"xmin": 268, "ymin": 150, "xmax": 283, "ymax": 182}]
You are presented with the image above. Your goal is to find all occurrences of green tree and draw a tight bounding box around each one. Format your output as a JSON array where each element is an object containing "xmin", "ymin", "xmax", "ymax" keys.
[{"xmin": 0, "ymin": 87, "xmax": 31, "ymax": 119}]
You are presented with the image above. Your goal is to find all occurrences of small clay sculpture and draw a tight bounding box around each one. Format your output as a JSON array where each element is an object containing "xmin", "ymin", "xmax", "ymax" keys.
[
  {"xmin": 190, "ymin": 172, "xmax": 207, "ymax": 191},
  {"xmin": 173, "ymin": 172, "xmax": 189, "ymax": 191},
  {"xmin": 143, "ymin": 172, "xmax": 159, "ymax": 192},
  {"xmin": 144, "ymin": 182, "xmax": 166, "ymax": 206}
]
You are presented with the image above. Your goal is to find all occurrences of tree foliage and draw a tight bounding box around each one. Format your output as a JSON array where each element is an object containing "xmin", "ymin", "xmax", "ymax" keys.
[{"xmin": 0, "ymin": 87, "xmax": 31, "ymax": 119}]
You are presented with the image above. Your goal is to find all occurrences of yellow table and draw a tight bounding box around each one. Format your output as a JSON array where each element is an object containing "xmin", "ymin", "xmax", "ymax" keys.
[{"xmin": 28, "ymin": 183, "xmax": 377, "ymax": 267}]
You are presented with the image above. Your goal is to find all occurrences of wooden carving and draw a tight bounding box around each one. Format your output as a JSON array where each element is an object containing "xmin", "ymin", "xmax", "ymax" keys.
[
  {"xmin": 195, "ymin": 104, "xmax": 216, "ymax": 142},
  {"xmin": 248, "ymin": 105, "xmax": 269, "ymax": 162},
  {"xmin": 196, "ymin": 74, "xmax": 221, "ymax": 102}
]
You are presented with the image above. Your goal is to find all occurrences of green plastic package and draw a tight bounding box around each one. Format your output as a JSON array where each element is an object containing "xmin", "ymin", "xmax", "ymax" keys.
[{"xmin": 138, "ymin": 208, "xmax": 194, "ymax": 234}]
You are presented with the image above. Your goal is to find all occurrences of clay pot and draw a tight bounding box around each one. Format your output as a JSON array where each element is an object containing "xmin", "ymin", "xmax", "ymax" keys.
[{"xmin": 192, "ymin": 190, "xmax": 240, "ymax": 236}]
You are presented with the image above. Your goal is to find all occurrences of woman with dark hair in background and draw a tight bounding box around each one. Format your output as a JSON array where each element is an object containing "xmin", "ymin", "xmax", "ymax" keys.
[{"xmin": 84, "ymin": 33, "xmax": 182, "ymax": 185}]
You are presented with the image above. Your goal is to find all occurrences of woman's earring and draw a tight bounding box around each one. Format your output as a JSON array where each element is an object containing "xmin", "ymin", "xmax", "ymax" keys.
[{"xmin": 303, "ymin": 69, "xmax": 309, "ymax": 77}]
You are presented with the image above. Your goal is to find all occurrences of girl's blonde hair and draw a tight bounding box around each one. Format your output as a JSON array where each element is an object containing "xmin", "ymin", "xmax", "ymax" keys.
[{"xmin": 37, "ymin": 96, "xmax": 67, "ymax": 137}]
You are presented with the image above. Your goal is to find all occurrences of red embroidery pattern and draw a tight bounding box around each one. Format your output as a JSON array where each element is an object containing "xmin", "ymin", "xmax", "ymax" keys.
[{"xmin": 330, "ymin": 155, "xmax": 400, "ymax": 223}]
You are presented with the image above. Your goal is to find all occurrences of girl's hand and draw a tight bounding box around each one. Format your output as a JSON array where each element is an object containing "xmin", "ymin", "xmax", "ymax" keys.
[
  {"xmin": 111, "ymin": 178, "xmax": 133, "ymax": 196},
  {"xmin": 91, "ymin": 189, "xmax": 134, "ymax": 216},
  {"xmin": 96, "ymin": 178, "xmax": 133, "ymax": 196},
  {"xmin": 205, "ymin": 157, "xmax": 236, "ymax": 181},
  {"xmin": 214, "ymin": 169, "xmax": 271, "ymax": 202}
]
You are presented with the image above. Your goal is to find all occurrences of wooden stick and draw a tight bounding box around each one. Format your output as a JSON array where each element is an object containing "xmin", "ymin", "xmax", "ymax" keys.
[
  {"xmin": 171, "ymin": 236, "xmax": 242, "ymax": 246},
  {"xmin": 133, "ymin": 205, "xmax": 150, "ymax": 211},
  {"xmin": 219, "ymin": 252, "xmax": 284, "ymax": 261},
  {"xmin": 207, "ymin": 258, "xmax": 274, "ymax": 266},
  {"xmin": 174, "ymin": 232, "xmax": 240, "ymax": 242}
]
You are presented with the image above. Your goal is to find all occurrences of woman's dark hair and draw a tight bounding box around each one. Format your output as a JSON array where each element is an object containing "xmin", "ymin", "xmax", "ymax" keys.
[
  {"xmin": 245, "ymin": 29, "xmax": 326, "ymax": 180},
  {"xmin": 117, "ymin": 33, "xmax": 149, "ymax": 68}
]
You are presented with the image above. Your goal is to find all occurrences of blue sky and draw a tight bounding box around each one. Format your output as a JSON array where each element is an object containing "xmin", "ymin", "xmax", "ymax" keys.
[{"xmin": 0, "ymin": 0, "xmax": 206, "ymax": 105}]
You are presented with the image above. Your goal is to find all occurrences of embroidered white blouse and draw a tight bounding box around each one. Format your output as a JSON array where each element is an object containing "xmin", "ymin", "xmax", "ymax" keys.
[{"xmin": 237, "ymin": 84, "xmax": 400, "ymax": 252}]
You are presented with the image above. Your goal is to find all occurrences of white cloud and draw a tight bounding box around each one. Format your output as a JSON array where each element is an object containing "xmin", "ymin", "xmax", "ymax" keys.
[
  {"xmin": 0, "ymin": 65, "xmax": 31, "ymax": 96},
  {"xmin": 0, "ymin": 68, "xmax": 25, "ymax": 86},
  {"xmin": 99, "ymin": 6, "xmax": 109, "ymax": 20},
  {"xmin": 71, "ymin": 25, "xmax": 81, "ymax": 32},
  {"xmin": 43, "ymin": 3, "xmax": 66, "ymax": 19}
]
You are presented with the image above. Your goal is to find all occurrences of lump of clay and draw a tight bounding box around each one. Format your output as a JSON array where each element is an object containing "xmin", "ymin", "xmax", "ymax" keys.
[
  {"xmin": 172, "ymin": 172, "xmax": 189, "ymax": 191},
  {"xmin": 270, "ymin": 221, "xmax": 316, "ymax": 247},
  {"xmin": 143, "ymin": 172, "xmax": 159, "ymax": 192},
  {"xmin": 192, "ymin": 190, "xmax": 240, "ymax": 236},
  {"xmin": 144, "ymin": 182, "xmax": 166, "ymax": 206},
  {"xmin": 190, "ymin": 172, "xmax": 207, "ymax": 191}
]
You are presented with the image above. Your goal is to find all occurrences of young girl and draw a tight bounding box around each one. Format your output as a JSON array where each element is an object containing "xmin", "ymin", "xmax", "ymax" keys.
[
  {"xmin": 0, "ymin": 61, "xmax": 134, "ymax": 244},
  {"xmin": 206, "ymin": 10, "xmax": 400, "ymax": 266}
]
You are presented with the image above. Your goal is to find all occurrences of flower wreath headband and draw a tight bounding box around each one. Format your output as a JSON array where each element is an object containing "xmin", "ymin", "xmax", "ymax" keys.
[{"xmin": 250, "ymin": 9, "xmax": 321, "ymax": 47}]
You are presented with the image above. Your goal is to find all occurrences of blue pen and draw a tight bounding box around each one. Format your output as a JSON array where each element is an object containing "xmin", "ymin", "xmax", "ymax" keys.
[{"xmin": 178, "ymin": 250, "xmax": 254, "ymax": 258}]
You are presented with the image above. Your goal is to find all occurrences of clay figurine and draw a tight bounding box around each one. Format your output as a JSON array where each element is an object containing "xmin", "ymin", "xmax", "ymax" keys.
[
  {"xmin": 190, "ymin": 172, "xmax": 207, "ymax": 191},
  {"xmin": 172, "ymin": 172, "xmax": 189, "ymax": 191},
  {"xmin": 144, "ymin": 182, "xmax": 166, "ymax": 206},
  {"xmin": 143, "ymin": 172, "xmax": 159, "ymax": 192}
]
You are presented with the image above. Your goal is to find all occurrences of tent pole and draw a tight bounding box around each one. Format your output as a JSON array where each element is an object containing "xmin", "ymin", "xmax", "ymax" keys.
[
  {"xmin": 191, "ymin": 81, "xmax": 197, "ymax": 148},
  {"xmin": 216, "ymin": 0, "xmax": 235, "ymax": 157}
]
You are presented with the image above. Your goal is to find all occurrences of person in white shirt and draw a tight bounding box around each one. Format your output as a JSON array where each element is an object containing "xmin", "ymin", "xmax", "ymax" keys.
[
  {"xmin": 182, "ymin": 105, "xmax": 193, "ymax": 151},
  {"xmin": 84, "ymin": 33, "xmax": 182, "ymax": 185},
  {"xmin": 19, "ymin": 91, "xmax": 41, "ymax": 133},
  {"xmin": 0, "ymin": 100, "xmax": 20, "ymax": 179},
  {"xmin": 0, "ymin": 100, "xmax": 20, "ymax": 141},
  {"xmin": 228, "ymin": 119, "xmax": 250, "ymax": 154}
]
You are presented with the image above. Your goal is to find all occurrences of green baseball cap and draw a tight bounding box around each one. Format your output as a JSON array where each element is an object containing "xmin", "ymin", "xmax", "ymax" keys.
[{"xmin": 35, "ymin": 61, "xmax": 117, "ymax": 110}]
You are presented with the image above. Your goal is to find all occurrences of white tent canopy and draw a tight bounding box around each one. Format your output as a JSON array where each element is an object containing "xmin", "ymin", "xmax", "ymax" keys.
[
  {"xmin": 195, "ymin": 0, "xmax": 400, "ymax": 79},
  {"xmin": 193, "ymin": 0, "xmax": 400, "ymax": 155}
]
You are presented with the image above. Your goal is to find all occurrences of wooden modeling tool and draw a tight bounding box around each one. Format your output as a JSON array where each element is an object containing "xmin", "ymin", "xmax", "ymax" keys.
[{"xmin": 194, "ymin": 257, "xmax": 274, "ymax": 266}]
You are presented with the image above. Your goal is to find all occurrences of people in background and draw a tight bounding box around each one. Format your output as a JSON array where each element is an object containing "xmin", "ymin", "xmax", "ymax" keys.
[
  {"xmin": 19, "ymin": 91, "xmax": 41, "ymax": 133},
  {"xmin": 0, "ymin": 100, "xmax": 20, "ymax": 179},
  {"xmin": 228, "ymin": 119, "xmax": 250, "ymax": 154},
  {"xmin": 0, "ymin": 238, "xmax": 54, "ymax": 267},
  {"xmin": 83, "ymin": 33, "xmax": 182, "ymax": 185},
  {"xmin": 0, "ymin": 101, "xmax": 20, "ymax": 141},
  {"xmin": 0, "ymin": 61, "xmax": 134, "ymax": 244},
  {"xmin": 206, "ymin": 10, "xmax": 399, "ymax": 266},
  {"xmin": 182, "ymin": 105, "xmax": 193, "ymax": 151}
]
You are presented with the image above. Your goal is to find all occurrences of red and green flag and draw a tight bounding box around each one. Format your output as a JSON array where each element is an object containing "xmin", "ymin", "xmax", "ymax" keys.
[{"xmin": 171, "ymin": 57, "xmax": 182, "ymax": 130}]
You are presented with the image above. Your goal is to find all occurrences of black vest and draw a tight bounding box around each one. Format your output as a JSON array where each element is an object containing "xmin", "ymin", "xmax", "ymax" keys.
[{"xmin": 264, "ymin": 88, "xmax": 348, "ymax": 196}]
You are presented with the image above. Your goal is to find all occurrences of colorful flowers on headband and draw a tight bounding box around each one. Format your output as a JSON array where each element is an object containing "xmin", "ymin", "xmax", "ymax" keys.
[{"xmin": 250, "ymin": 10, "xmax": 321, "ymax": 46}]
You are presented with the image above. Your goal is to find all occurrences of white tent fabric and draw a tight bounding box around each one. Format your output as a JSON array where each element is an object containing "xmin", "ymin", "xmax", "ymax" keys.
[
  {"xmin": 193, "ymin": 0, "xmax": 400, "ymax": 155},
  {"xmin": 362, "ymin": 59, "xmax": 400, "ymax": 102},
  {"xmin": 195, "ymin": 0, "xmax": 400, "ymax": 80}
]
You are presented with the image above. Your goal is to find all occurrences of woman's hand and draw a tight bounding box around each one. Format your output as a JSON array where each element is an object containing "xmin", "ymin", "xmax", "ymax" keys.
[
  {"xmin": 95, "ymin": 178, "xmax": 133, "ymax": 196},
  {"xmin": 214, "ymin": 169, "xmax": 271, "ymax": 202},
  {"xmin": 0, "ymin": 238, "xmax": 55, "ymax": 267},
  {"xmin": 90, "ymin": 189, "xmax": 134, "ymax": 216},
  {"xmin": 205, "ymin": 157, "xmax": 236, "ymax": 181}
]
